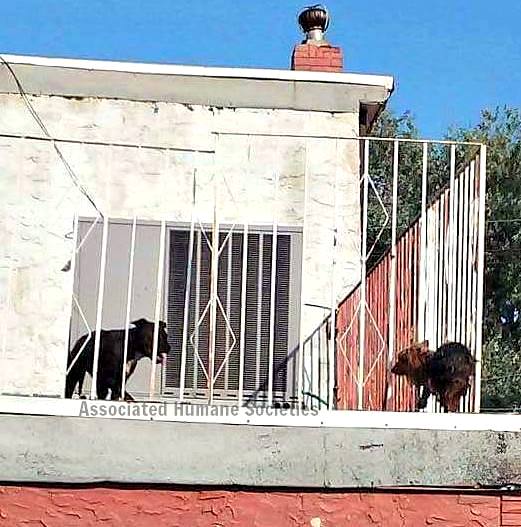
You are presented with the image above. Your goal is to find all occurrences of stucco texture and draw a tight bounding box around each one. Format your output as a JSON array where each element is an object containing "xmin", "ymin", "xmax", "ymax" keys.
[
  {"xmin": 0, "ymin": 486, "xmax": 508, "ymax": 527},
  {"xmin": 0, "ymin": 92, "xmax": 361, "ymax": 398}
]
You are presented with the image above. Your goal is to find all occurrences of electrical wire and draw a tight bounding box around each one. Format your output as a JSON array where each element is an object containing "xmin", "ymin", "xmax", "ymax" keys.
[{"xmin": 0, "ymin": 55, "xmax": 103, "ymax": 218}]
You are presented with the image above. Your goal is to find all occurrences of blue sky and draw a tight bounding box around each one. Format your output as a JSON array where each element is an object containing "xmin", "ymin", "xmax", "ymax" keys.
[{"xmin": 1, "ymin": 0, "xmax": 520, "ymax": 138}]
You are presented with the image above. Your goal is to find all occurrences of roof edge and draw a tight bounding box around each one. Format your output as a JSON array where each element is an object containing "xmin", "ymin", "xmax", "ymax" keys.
[{"xmin": 0, "ymin": 53, "xmax": 394, "ymax": 91}]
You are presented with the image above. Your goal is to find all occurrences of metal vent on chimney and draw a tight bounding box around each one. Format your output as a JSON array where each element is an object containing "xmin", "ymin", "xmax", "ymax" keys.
[
  {"xmin": 291, "ymin": 4, "xmax": 343, "ymax": 72},
  {"xmin": 297, "ymin": 4, "xmax": 330, "ymax": 46}
]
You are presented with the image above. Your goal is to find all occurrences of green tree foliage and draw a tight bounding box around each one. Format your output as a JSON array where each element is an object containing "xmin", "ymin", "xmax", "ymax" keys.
[{"xmin": 370, "ymin": 106, "xmax": 521, "ymax": 409}]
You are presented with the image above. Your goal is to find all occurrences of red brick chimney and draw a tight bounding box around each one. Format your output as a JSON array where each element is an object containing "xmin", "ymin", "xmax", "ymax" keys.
[{"xmin": 291, "ymin": 5, "xmax": 343, "ymax": 72}]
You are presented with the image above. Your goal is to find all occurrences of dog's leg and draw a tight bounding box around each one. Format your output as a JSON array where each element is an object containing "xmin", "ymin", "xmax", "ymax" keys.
[
  {"xmin": 65, "ymin": 369, "xmax": 77, "ymax": 399},
  {"xmin": 109, "ymin": 370, "xmax": 124, "ymax": 401},
  {"xmin": 414, "ymin": 385, "xmax": 422, "ymax": 411},
  {"xmin": 66, "ymin": 359, "xmax": 88, "ymax": 399},
  {"xmin": 96, "ymin": 375, "xmax": 109, "ymax": 400},
  {"xmin": 77, "ymin": 369, "xmax": 86, "ymax": 398},
  {"xmin": 445, "ymin": 389, "xmax": 463, "ymax": 413},
  {"xmin": 418, "ymin": 385, "xmax": 431, "ymax": 410},
  {"xmin": 439, "ymin": 392, "xmax": 450, "ymax": 413}
]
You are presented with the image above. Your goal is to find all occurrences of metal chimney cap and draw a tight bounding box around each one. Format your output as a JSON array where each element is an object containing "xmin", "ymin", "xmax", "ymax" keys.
[{"xmin": 297, "ymin": 4, "xmax": 330, "ymax": 44}]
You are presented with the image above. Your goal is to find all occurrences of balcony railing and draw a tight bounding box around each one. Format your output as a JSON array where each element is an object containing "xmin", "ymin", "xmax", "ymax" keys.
[{"xmin": 0, "ymin": 131, "xmax": 487, "ymax": 423}]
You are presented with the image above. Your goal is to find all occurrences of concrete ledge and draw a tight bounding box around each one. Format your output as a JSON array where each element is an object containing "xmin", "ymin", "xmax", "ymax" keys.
[
  {"xmin": 1, "ymin": 413, "xmax": 521, "ymax": 488},
  {"xmin": 0, "ymin": 54, "xmax": 392, "ymax": 112}
]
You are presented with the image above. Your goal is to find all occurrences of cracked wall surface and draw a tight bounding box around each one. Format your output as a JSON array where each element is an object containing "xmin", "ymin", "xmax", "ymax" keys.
[{"xmin": 0, "ymin": 486, "xmax": 509, "ymax": 527}]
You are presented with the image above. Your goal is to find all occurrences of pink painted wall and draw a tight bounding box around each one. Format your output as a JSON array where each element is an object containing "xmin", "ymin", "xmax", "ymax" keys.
[{"xmin": 0, "ymin": 486, "xmax": 517, "ymax": 526}]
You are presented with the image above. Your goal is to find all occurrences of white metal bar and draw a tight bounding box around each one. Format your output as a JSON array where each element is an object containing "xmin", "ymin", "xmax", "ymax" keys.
[
  {"xmin": 457, "ymin": 167, "xmax": 467, "ymax": 414},
  {"xmin": 426, "ymin": 202, "xmax": 437, "ymax": 353},
  {"xmin": 121, "ymin": 215, "xmax": 137, "ymax": 400},
  {"xmin": 68, "ymin": 214, "xmax": 79, "ymax": 299},
  {"xmin": 255, "ymin": 235, "xmax": 264, "ymax": 396},
  {"xmin": 224, "ymin": 233, "xmax": 233, "ymax": 390},
  {"xmin": 470, "ymin": 163, "xmax": 478, "ymax": 356},
  {"xmin": 387, "ymin": 141, "xmax": 399, "ymax": 405},
  {"xmin": 66, "ymin": 296, "xmax": 93, "ymax": 377},
  {"xmin": 65, "ymin": 213, "xmax": 79, "ymax": 368},
  {"xmin": 213, "ymin": 131, "xmax": 484, "ymax": 147},
  {"xmin": 468, "ymin": 160, "xmax": 478, "ymax": 412},
  {"xmin": 456, "ymin": 170, "xmax": 466, "ymax": 343},
  {"xmin": 454, "ymin": 175, "xmax": 461, "ymax": 342},
  {"xmin": 208, "ymin": 171, "xmax": 220, "ymax": 405},
  {"xmin": 310, "ymin": 336, "xmax": 316, "ymax": 408},
  {"xmin": 75, "ymin": 216, "xmax": 100, "ymax": 255},
  {"xmin": 179, "ymin": 225, "xmax": 194, "ymax": 400},
  {"xmin": 238, "ymin": 141, "xmax": 250, "ymax": 406},
  {"xmin": 67, "ymin": 220, "xmax": 98, "ymax": 373},
  {"xmin": 0, "ymin": 130, "xmax": 485, "ymax": 150},
  {"xmin": 267, "ymin": 173, "xmax": 279, "ymax": 406},
  {"xmin": 469, "ymin": 161, "xmax": 479, "ymax": 405},
  {"xmin": 149, "ymin": 219, "xmax": 166, "ymax": 400},
  {"xmin": 315, "ymin": 330, "xmax": 321, "ymax": 408},
  {"xmin": 474, "ymin": 146, "xmax": 487, "ymax": 413},
  {"xmin": 358, "ymin": 139, "xmax": 370, "ymax": 410},
  {"xmin": 428, "ymin": 199, "xmax": 441, "ymax": 412},
  {"xmin": 179, "ymin": 171, "xmax": 197, "ymax": 402},
  {"xmin": 238, "ymin": 223, "xmax": 248, "ymax": 406},
  {"xmin": 418, "ymin": 144, "xmax": 429, "ymax": 341},
  {"xmin": 328, "ymin": 141, "xmax": 339, "ymax": 410},
  {"xmin": 327, "ymin": 309, "xmax": 336, "ymax": 410},
  {"xmin": 188, "ymin": 302, "xmax": 213, "ymax": 381},
  {"xmin": 193, "ymin": 232, "xmax": 202, "ymax": 390},
  {"xmin": 297, "ymin": 139, "xmax": 310, "ymax": 407},
  {"xmin": 437, "ymin": 194, "xmax": 448, "ymax": 412},
  {"xmin": 439, "ymin": 193, "xmax": 447, "ymax": 347},
  {"xmin": 462, "ymin": 164, "xmax": 471, "ymax": 349},
  {"xmin": 90, "ymin": 215, "xmax": 109, "ymax": 400},
  {"xmin": 448, "ymin": 145, "xmax": 457, "ymax": 340},
  {"xmin": 212, "ymin": 295, "xmax": 237, "ymax": 384}
]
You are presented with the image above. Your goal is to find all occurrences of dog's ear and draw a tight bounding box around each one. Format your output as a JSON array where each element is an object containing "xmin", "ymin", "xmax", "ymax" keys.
[
  {"xmin": 159, "ymin": 321, "xmax": 167, "ymax": 329},
  {"xmin": 131, "ymin": 318, "xmax": 149, "ymax": 327},
  {"xmin": 408, "ymin": 344, "xmax": 425, "ymax": 372},
  {"xmin": 408, "ymin": 327, "xmax": 417, "ymax": 346}
]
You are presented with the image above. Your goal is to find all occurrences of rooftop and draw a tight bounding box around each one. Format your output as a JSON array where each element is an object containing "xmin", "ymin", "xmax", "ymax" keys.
[{"xmin": 0, "ymin": 53, "xmax": 394, "ymax": 116}]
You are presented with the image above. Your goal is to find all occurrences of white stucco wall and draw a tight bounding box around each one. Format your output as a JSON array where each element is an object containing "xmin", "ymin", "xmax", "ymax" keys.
[{"xmin": 0, "ymin": 92, "xmax": 361, "ymax": 397}]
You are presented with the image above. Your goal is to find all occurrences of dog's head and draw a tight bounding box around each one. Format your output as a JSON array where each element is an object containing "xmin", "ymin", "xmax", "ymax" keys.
[
  {"xmin": 131, "ymin": 318, "xmax": 171, "ymax": 365},
  {"xmin": 391, "ymin": 340, "xmax": 430, "ymax": 377}
]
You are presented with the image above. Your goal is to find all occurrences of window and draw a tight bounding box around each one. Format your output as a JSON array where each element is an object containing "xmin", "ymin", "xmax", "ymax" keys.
[
  {"xmin": 70, "ymin": 218, "xmax": 301, "ymax": 403},
  {"xmin": 163, "ymin": 226, "xmax": 302, "ymax": 404}
]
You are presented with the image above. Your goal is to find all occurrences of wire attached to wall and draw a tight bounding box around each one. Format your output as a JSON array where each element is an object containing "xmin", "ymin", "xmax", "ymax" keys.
[{"xmin": 0, "ymin": 55, "xmax": 103, "ymax": 218}]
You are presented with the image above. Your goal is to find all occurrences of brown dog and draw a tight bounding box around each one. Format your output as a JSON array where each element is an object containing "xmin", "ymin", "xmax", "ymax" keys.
[
  {"xmin": 391, "ymin": 340, "xmax": 475, "ymax": 412},
  {"xmin": 390, "ymin": 340, "xmax": 431, "ymax": 410}
]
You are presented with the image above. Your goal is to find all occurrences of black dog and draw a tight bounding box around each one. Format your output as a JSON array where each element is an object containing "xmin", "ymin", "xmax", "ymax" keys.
[
  {"xmin": 65, "ymin": 318, "xmax": 170, "ymax": 401},
  {"xmin": 426, "ymin": 342, "xmax": 475, "ymax": 412},
  {"xmin": 391, "ymin": 340, "xmax": 475, "ymax": 412}
]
